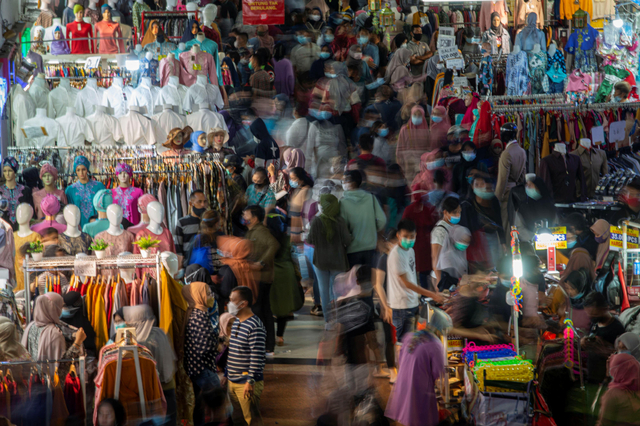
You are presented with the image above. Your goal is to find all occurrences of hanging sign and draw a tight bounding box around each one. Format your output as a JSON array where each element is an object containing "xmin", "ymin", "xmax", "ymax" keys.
[
  {"xmin": 609, "ymin": 121, "xmax": 626, "ymax": 145},
  {"xmin": 447, "ymin": 58, "xmax": 464, "ymax": 70},
  {"xmin": 591, "ymin": 125, "xmax": 605, "ymax": 145},
  {"xmin": 242, "ymin": 0, "xmax": 284, "ymax": 25},
  {"xmin": 439, "ymin": 27, "xmax": 454, "ymax": 37},
  {"xmin": 84, "ymin": 56, "xmax": 101, "ymax": 69},
  {"xmin": 439, "ymin": 46, "xmax": 460, "ymax": 61},
  {"xmin": 437, "ymin": 35, "xmax": 456, "ymax": 50},
  {"xmin": 535, "ymin": 227, "xmax": 567, "ymax": 250},
  {"xmin": 74, "ymin": 259, "xmax": 97, "ymax": 277},
  {"xmin": 609, "ymin": 225, "xmax": 639, "ymax": 249}
]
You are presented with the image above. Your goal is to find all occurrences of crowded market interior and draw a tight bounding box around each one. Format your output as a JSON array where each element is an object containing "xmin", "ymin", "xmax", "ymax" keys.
[{"xmin": 0, "ymin": 0, "xmax": 640, "ymax": 424}]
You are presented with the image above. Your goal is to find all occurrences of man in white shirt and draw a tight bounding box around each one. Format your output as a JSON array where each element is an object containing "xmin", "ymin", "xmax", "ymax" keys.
[
  {"xmin": 388, "ymin": 219, "xmax": 444, "ymax": 341},
  {"xmin": 431, "ymin": 196, "xmax": 461, "ymax": 288}
]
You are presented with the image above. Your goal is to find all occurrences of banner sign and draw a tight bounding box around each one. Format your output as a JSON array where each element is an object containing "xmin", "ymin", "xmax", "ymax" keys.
[
  {"xmin": 610, "ymin": 225, "xmax": 639, "ymax": 249},
  {"xmin": 243, "ymin": 0, "xmax": 284, "ymax": 25},
  {"xmin": 535, "ymin": 227, "xmax": 567, "ymax": 250}
]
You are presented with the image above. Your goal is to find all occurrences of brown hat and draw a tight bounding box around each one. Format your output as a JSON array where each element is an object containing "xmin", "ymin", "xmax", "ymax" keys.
[
  {"xmin": 207, "ymin": 127, "xmax": 229, "ymax": 146},
  {"xmin": 162, "ymin": 127, "xmax": 185, "ymax": 149}
]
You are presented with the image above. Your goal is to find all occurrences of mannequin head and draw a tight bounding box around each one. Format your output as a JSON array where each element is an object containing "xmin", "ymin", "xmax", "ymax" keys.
[
  {"xmin": 135, "ymin": 43, "xmax": 143, "ymax": 53},
  {"xmin": 190, "ymin": 21, "xmax": 200, "ymax": 37},
  {"xmin": 138, "ymin": 194, "xmax": 157, "ymax": 223},
  {"xmin": 160, "ymin": 252, "xmax": 179, "ymax": 277},
  {"xmin": 102, "ymin": 5, "xmax": 112, "ymax": 21},
  {"xmin": 202, "ymin": 4, "xmax": 217, "ymax": 26},
  {"xmin": 106, "ymin": 204, "xmax": 123, "ymax": 227},
  {"xmin": 73, "ymin": 154, "xmax": 91, "ymax": 184},
  {"xmin": 40, "ymin": 0, "xmax": 52, "ymax": 11},
  {"xmin": 147, "ymin": 201, "xmax": 164, "ymax": 225},
  {"xmin": 1, "ymin": 157, "xmax": 18, "ymax": 185},
  {"xmin": 178, "ymin": 42, "xmax": 186, "ymax": 51},
  {"xmin": 63, "ymin": 204, "xmax": 81, "ymax": 228},
  {"xmin": 115, "ymin": 163, "xmax": 133, "ymax": 188},
  {"xmin": 16, "ymin": 203, "xmax": 33, "ymax": 226},
  {"xmin": 40, "ymin": 162, "xmax": 59, "ymax": 189},
  {"xmin": 41, "ymin": 194, "xmax": 61, "ymax": 219},
  {"xmin": 208, "ymin": 128, "xmax": 229, "ymax": 150},
  {"xmin": 166, "ymin": 0, "xmax": 177, "ymax": 10},
  {"xmin": 151, "ymin": 21, "xmax": 159, "ymax": 36},
  {"xmin": 73, "ymin": 4, "xmax": 84, "ymax": 21}
]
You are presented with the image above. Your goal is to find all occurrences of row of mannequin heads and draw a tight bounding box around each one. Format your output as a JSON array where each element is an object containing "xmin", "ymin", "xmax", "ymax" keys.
[{"xmin": 42, "ymin": 0, "xmax": 214, "ymax": 21}]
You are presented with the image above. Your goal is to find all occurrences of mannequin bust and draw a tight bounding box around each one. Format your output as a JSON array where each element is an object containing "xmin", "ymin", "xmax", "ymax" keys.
[
  {"xmin": 35, "ymin": 0, "xmax": 56, "ymax": 28},
  {"xmin": 554, "ymin": 142, "xmax": 566, "ymax": 154},
  {"xmin": 135, "ymin": 44, "xmax": 144, "ymax": 56},
  {"xmin": 531, "ymin": 43, "xmax": 541, "ymax": 54},
  {"xmin": 33, "ymin": 163, "xmax": 67, "ymax": 220},
  {"xmin": 118, "ymin": 252, "xmax": 136, "ymax": 283},
  {"xmin": 16, "ymin": 204, "xmax": 34, "ymax": 238},
  {"xmin": 580, "ymin": 138, "xmax": 591, "ymax": 150},
  {"xmin": 112, "ymin": 163, "xmax": 144, "ymax": 225},
  {"xmin": 548, "ymin": 41, "xmax": 557, "ymax": 57},
  {"xmin": 167, "ymin": 52, "xmax": 175, "ymax": 61},
  {"xmin": 160, "ymin": 251, "xmax": 179, "ymax": 277},
  {"xmin": 196, "ymin": 33, "xmax": 205, "ymax": 43},
  {"xmin": 512, "ymin": 44, "xmax": 521, "ymax": 54},
  {"xmin": 177, "ymin": 42, "xmax": 186, "ymax": 52},
  {"xmin": 88, "ymin": 0, "xmax": 98, "ymax": 9},
  {"xmin": 106, "ymin": 204, "xmax": 124, "ymax": 236},
  {"xmin": 191, "ymin": 44, "xmax": 201, "ymax": 54},
  {"xmin": 1, "ymin": 158, "xmax": 31, "ymax": 225},
  {"xmin": 146, "ymin": 201, "xmax": 164, "ymax": 235},
  {"xmin": 168, "ymin": 75, "xmax": 179, "ymax": 87},
  {"xmin": 166, "ymin": 0, "xmax": 177, "ymax": 11},
  {"xmin": 63, "ymin": 204, "xmax": 82, "ymax": 238},
  {"xmin": 196, "ymin": 74, "xmax": 208, "ymax": 86},
  {"xmin": 114, "ymin": 76, "xmax": 125, "ymax": 88},
  {"xmin": 68, "ymin": 5, "xmax": 94, "ymax": 56},
  {"xmin": 145, "ymin": 51, "xmax": 153, "ymax": 61}
]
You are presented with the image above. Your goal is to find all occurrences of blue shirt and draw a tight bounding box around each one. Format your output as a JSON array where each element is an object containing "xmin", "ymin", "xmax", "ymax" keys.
[
  {"xmin": 82, "ymin": 218, "xmax": 110, "ymax": 239},
  {"xmin": 139, "ymin": 56, "xmax": 159, "ymax": 86},
  {"xmin": 65, "ymin": 180, "xmax": 106, "ymax": 228},
  {"xmin": 566, "ymin": 25, "xmax": 599, "ymax": 54},
  {"xmin": 362, "ymin": 42, "xmax": 380, "ymax": 67}
]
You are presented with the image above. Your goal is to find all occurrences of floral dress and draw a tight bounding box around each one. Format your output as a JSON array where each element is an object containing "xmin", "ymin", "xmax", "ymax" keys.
[
  {"xmin": 112, "ymin": 186, "xmax": 144, "ymax": 225},
  {"xmin": 566, "ymin": 25, "xmax": 599, "ymax": 73},
  {"xmin": 58, "ymin": 232, "xmax": 93, "ymax": 256},
  {"xmin": 528, "ymin": 50, "xmax": 548, "ymax": 95},
  {"xmin": 64, "ymin": 180, "xmax": 106, "ymax": 229},
  {"xmin": 479, "ymin": 55, "xmax": 494, "ymax": 96},
  {"xmin": 0, "ymin": 184, "xmax": 28, "ymax": 224},
  {"xmin": 506, "ymin": 50, "xmax": 530, "ymax": 96}
]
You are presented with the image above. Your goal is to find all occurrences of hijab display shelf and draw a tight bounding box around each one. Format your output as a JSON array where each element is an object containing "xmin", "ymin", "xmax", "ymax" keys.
[{"xmin": 22, "ymin": 253, "xmax": 162, "ymax": 323}]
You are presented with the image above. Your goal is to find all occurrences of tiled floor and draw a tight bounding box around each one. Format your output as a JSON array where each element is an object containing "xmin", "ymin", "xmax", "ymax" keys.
[{"xmin": 259, "ymin": 301, "xmax": 393, "ymax": 425}]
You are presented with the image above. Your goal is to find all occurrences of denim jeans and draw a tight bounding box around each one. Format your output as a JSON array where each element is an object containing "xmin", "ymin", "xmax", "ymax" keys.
[
  {"xmin": 392, "ymin": 306, "xmax": 419, "ymax": 343},
  {"xmin": 312, "ymin": 267, "xmax": 340, "ymax": 322},
  {"xmin": 191, "ymin": 368, "xmax": 221, "ymax": 426},
  {"xmin": 549, "ymin": 81, "xmax": 564, "ymax": 94},
  {"xmin": 304, "ymin": 244, "xmax": 321, "ymax": 306}
]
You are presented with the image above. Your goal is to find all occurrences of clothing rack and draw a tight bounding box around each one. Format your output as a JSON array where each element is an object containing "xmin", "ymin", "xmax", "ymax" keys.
[
  {"xmin": 140, "ymin": 10, "xmax": 201, "ymax": 42},
  {"xmin": 485, "ymin": 93, "xmax": 565, "ymax": 103},
  {"xmin": 23, "ymin": 254, "xmax": 162, "ymax": 324},
  {"xmin": 492, "ymin": 102, "xmax": 640, "ymax": 111},
  {"xmin": 114, "ymin": 345, "xmax": 147, "ymax": 420}
]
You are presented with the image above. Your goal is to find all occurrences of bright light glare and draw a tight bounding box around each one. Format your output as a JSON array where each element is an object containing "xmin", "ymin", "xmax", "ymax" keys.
[
  {"xmin": 512, "ymin": 255, "xmax": 523, "ymax": 278},
  {"xmin": 125, "ymin": 60, "xmax": 140, "ymax": 71},
  {"xmin": 614, "ymin": 18, "xmax": 624, "ymax": 28}
]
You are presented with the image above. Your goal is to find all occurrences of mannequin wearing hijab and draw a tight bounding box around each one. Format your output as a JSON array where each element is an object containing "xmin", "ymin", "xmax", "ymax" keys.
[
  {"xmin": 33, "ymin": 163, "xmax": 67, "ymax": 219},
  {"xmin": 481, "ymin": 12, "xmax": 511, "ymax": 55}
]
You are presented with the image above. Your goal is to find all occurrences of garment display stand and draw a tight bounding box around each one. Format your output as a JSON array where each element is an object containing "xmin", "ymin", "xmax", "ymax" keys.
[
  {"xmin": 140, "ymin": 10, "xmax": 201, "ymax": 43},
  {"xmin": 485, "ymin": 93, "xmax": 566, "ymax": 104},
  {"xmin": 22, "ymin": 253, "xmax": 162, "ymax": 323},
  {"xmin": 114, "ymin": 345, "xmax": 147, "ymax": 420}
]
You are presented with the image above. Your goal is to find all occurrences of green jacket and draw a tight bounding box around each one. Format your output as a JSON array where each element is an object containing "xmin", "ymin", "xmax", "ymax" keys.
[
  {"xmin": 339, "ymin": 189, "xmax": 387, "ymax": 254},
  {"xmin": 245, "ymin": 223, "xmax": 280, "ymax": 283}
]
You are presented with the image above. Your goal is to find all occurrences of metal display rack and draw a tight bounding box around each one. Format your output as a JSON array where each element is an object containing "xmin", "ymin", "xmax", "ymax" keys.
[{"xmin": 22, "ymin": 253, "xmax": 162, "ymax": 323}]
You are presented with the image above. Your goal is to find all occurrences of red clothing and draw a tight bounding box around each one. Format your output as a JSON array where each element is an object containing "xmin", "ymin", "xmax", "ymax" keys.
[
  {"xmin": 94, "ymin": 20, "xmax": 125, "ymax": 54},
  {"xmin": 66, "ymin": 21, "xmax": 93, "ymax": 54},
  {"xmin": 203, "ymin": 25, "xmax": 221, "ymax": 51},
  {"xmin": 347, "ymin": 154, "xmax": 387, "ymax": 168},
  {"xmin": 402, "ymin": 200, "xmax": 438, "ymax": 272}
]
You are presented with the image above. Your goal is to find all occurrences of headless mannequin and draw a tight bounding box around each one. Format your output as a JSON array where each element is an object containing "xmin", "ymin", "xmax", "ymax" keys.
[
  {"xmin": 196, "ymin": 33, "xmax": 205, "ymax": 43},
  {"xmin": 65, "ymin": 106, "xmax": 78, "ymax": 118},
  {"xmin": 512, "ymin": 44, "xmax": 521, "ymax": 54},
  {"xmin": 160, "ymin": 251, "xmax": 179, "ymax": 277},
  {"xmin": 177, "ymin": 42, "xmax": 186, "ymax": 52},
  {"xmin": 114, "ymin": 76, "xmax": 125, "ymax": 89},
  {"xmin": 106, "ymin": 204, "xmax": 124, "ymax": 236},
  {"xmin": 145, "ymin": 51, "xmax": 153, "ymax": 62},
  {"xmin": 118, "ymin": 253, "xmax": 136, "ymax": 283},
  {"xmin": 63, "ymin": 204, "xmax": 82, "ymax": 238},
  {"xmin": 554, "ymin": 143, "xmax": 567, "ymax": 155},
  {"xmin": 167, "ymin": 52, "xmax": 175, "ymax": 61},
  {"xmin": 166, "ymin": 0, "xmax": 177, "ymax": 11},
  {"xmin": 16, "ymin": 204, "xmax": 34, "ymax": 238},
  {"xmin": 85, "ymin": 77, "xmax": 99, "ymax": 92},
  {"xmin": 135, "ymin": 44, "xmax": 144, "ymax": 56},
  {"xmin": 36, "ymin": 0, "xmax": 55, "ymax": 28},
  {"xmin": 168, "ymin": 75, "xmax": 179, "ymax": 87},
  {"xmin": 146, "ymin": 201, "xmax": 164, "ymax": 235},
  {"xmin": 580, "ymin": 138, "xmax": 591, "ymax": 151},
  {"xmin": 531, "ymin": 43, "xmax": 541, "ymax": 54},
  {"xmin": 548, "ymin": 41, "xmax": 557, "ymax": 57},
  {"xmin": 59, "ymin": 77, "xmax": 72, "ymax": 93},
  {"xmin": 191, "ymin": 44, "xmax": 201, "ymax": 55}
]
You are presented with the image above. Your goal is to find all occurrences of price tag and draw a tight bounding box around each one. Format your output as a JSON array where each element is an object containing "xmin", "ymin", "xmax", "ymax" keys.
[
  {"xmin": 21, "ymin": 127, "xmax": 47, "ymax": 139},
  {"xmin": 437, "ymin": 35, "xmax": 456, "ymax": 50},
  {"xmin": 158, "ymin": 55, "xmax": 166, "ymax": 61},
  {"xmin": 439, "ymin": 27, "xmax": 454, "ymax": 37},
  {"xmin": 193, "ymin": 64, "xmax": 202, "ymax": 71},
  {"xmin": 547, "ymin": 246, "xmax": 556, "ymax": 272},
  {"xmin": 439, "ymin": 46, "xmax": 460, "ymax": 61},
  {"xmin": 453, "ymin": 76, "xmax": 469, "ymax": 88},
  {"xmin": 74, "ymin": 259, "xmax": 97, "ymax": 277},
  {"xmin": 84, "ymin": 56, "xmax": 101, "ymax": 69},
  {"xmin": 446, "ymin": 58, "xmax": 464, "ymax": 70},
  {"xmin": 609, "ymin": 120, "xmax": 626, "ymax": 145},
  {"xmin": 591, "ymin": 125, "xmax": 604, "ymax": 145}
]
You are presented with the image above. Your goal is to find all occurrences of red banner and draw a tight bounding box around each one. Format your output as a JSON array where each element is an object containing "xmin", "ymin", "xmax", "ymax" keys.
[{"xmin": 242, "ymin": 0, "xmax": 285, "ymax": 25}]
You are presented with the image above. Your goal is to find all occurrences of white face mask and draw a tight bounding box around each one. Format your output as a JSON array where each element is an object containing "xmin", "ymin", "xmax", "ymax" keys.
[
  {"xmin": 234, "ymin": 40, "xmax": 239, "ymax": 48},
  {"xmin": 342, "ymin": 182, "xmax": 352, "ymax": 191},
  {"xmin": 228, "ymin": 301, "xmax": 241, "ymax": 316}
]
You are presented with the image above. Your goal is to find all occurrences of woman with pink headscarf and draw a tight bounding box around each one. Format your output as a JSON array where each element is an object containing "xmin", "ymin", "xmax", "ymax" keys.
[
  {"xmin": 127, "ymin": 194, "xmax": 159, "ymax": 236},
  {"xmin": 429, "ymin": 106, "xmax": 452, "ymax": 150},
  {"xmin": 268, "ymin": 147, "xmax": 306, "ymax": 193},
  {"xmin": 33, "ymin": 163, "xmax": 67, "ymax": 219},
  {"xmin": 411, "ymin": 149, "xmax": 453, "ymax": 202},
  {"xmin": 397, "ymin": 105, "xmax": 431, "ymax": 181},
  {"xmin": 460, "ymin": 91, "xmax": 480, "ymax": 131},
  {"xmin": 597, "ymin": 353, "xmax": 640, "ymax": 426}
]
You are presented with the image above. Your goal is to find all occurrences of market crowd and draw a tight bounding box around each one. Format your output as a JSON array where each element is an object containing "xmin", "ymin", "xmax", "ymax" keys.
[{"xmin": 5, "ymin": 0, "xmax": 640, "ymax": 424}]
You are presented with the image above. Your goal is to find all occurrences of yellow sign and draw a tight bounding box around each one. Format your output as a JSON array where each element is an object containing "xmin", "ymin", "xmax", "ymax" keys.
[
  {"xmin": 609, "ymin": 225, "xmax": 639, "ymax": 249},
  {"xmin": 535, "ymin": 227, "xmax": 567, "ymax": 250},
  {"xmin": 192, "ymin": 64, "xmax": 202, "ymax": 71}
]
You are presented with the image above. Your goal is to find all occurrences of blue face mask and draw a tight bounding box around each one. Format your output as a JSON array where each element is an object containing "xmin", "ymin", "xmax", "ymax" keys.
[
  {"xmin": 432, "ymin": 115, "xmax": 443, "ymax": 123},
  {"xmin": 525, "ymin": 186, "xmax": 542, "ymax": 200},
  {"xmin": 467, "ymin": 176, "xmax": 474, "ymax": 184},
  {"xmin": 60, "ymin": 308, "xmax": 74, "ymax": 318},
  {"xmin": 462, "ymin": 152, "xmax": 476, "ymax": 162},
  {"xmin": 377, "ymin": 128, "xmax": 389, "ymax": 137},
  {"xmin": 240, "ymin": 217, "xmax": 250, "ymax": 226},
  {"xmin": 325, "ymin": 72, "xmax": 336, "ymax": 78},
  {"xmin": 480, "ymin": 48, "xmax": 488, "ymax": 54},
  {"xmin": 289, "ymin": 179, "xmax": 299, "ymax": 188},
  {"xmin": 298, "ymin": 36, "xmax": 309, "ymax": 44},
  {"xmin": 474, "ymin": 187, "xmax": 494, "ymax": 200},
  {"xmin": 324, "ymin": 34, "xmax": 335, "ymax": 42},
  {"xmin": 308, "ymin": 109, "xmax": 319, "ymax": 118},
  {"xmin": 500, "ymin": 278, "xmax": 512, "ymax": 288},
  {"xmin": 317, "ymin": 110, "xmax": 332, "ymax": 120},
  {"xmin": 115, "ymin": 322, "xmax": 127, "ymax": 331},
  {"xmin": 365, "ymin": 77, "xmax": 385, "ymax": 89},
  {"xmin": 613, "ymin": 96, "xmax": 622, "ymax": 103},
  {"xmin": 567, "ymin": 239, "xmax": 577, "ymax": 248},
  {"xmin": 450, "ymin": 215, "xmax": 461, "ymax": 224},
  {"xmin": 412, "ymin": 116, "xmax": 423, "ymax": 126},
  {"xmin": 333, "ymin": 17, "xmax": 343, "ymax": 24},
  {"xmin": 319, "ymin": 51, "xmax": 331, "ymax": 59},
  {"xmin": 466, "ymin": 36, "xmax": 481, "ymax": 44},
  {"xmin": 358, "ymin": 36, "xmax": 369, "ymax": 45}
]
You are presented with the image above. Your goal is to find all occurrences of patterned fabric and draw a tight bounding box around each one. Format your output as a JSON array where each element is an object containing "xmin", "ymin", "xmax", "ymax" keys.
[
  {"xmin": 546, "ymin": 49, "xmax": 567, "ymax": 83},
  {"xmin": 144, "ymin": 41, "xmax": 178, "ymax": 61},
  {"xmin": 506, "ymin": 50, "xmax": 530, "ymax": 96},
  {"xmin": 94, "ymin": 230, "xmax": 136, "ymax": 257},
  {"xmin": 139, "ymin": 57, "xmax": 160, "ymax": 86},
  {"xmin": 566, "ymin": 26, "xmax": 598, "ymax": 73},
  {"xmin": 528, "ymin": 50, "xmax": 548, "ymax": 95},
  {"xmin": 1, "ymin": 157, "xmax": 18, "ymax": 173},
  {"xmin": 184, "ymin": 309, "xmax": 218, "ymax": 378},
  {"xmin": 112, "ymin": 186, "xmax": 144, "ymax": 225},
  {"xmin": 65, "ymin": 180, "xmax": 106, "ymax": 228},
  {"xmin": 0, "ymin": 184, "xmax": 26, "ymax": 224},
  {"xmin": 73, "ymin": 156, "xmax": 91, "ymax": 172},
  {"xmin": 58, "ymin": 232, "xmax": 93, "ymax": 256},
  {"xmin": 132, "ymin": 1, "xmax": 151, "ymax": 32},
  {"xmin": 14, "ymin": 231, "xmax": 40, "ymax": 293},
  {"xmin": 227, "ymin": 315, "xmax": 266, "ymax": 383},
  {"xmin": 479, "ymin": 55, "xmax": 493, "ymax": 96},
  {"xmin": 115, "ymin": 163, "xmax": 133, "ymax": 177},
  {"xmin": 245, "ymin": 184, "xmax": 276, "ymax": 211},
  {"xmin": 27, "ymin": 324, "xmax": 43, "ymax": 361}
]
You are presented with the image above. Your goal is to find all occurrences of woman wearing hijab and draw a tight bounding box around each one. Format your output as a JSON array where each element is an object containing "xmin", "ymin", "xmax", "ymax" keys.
[
  {"xmin": 615, "ymin": 332, "xmax": 640, "ymax": 361},
  {"xmin": 435, "ymin": 225, "xmax": 471, "ymax": 283},
  {"xmin": 481, "ymin": 12, "xmax": 511, "ymax": 55},
  {"xmin": 216, "ymin": 235, "xmax": 257, "ymax": 306},
  {"xmin": 0, "ymin": 318, "xmax": 30, "ymax": 361},
  {"xmin": 273, "ymin": 43, "xmax": 294, "ymax": 97},
  {"xmin": 429, "ymin": 105, "xmax": 451, "ymax": 149},
  {"xmin": 330, "ymin": 23, "xmax": 356, "ymax": 61},
  {"xmin": 471, "ymin": 101, "xmax": 492, "ymax": 148},
  {"xmin": 254, "ymin": 24, "xmax": 275, "ymax": 54},
  {"xmin": 560, "ymin": 248, "xmax": 596, "ymax": 287},
  {"xmin": 591, "ymin": 219, "xmax": 611, "ymax": 270},
  {"xmin": 306, "ymin": 7, "xmax": 325, "ymax": 35},
  {"xmin": 397, "ymin": 105, "xmax": 431, "ymax": 181},
  {"xmin": 122, "ymin": 305, "xmax": 177, "ymax": 425},
  {"xmin": 250, "ymin": 118, "xmax": 280, "ymax": 169},
  {"xmin": 411, "ymin": 149, "xmax": 452, "ymax": 195},
  {"xmin": 141, "ymin": 19, "xmax": 162, "ymax": 47},
  {"xmin": 216, "ymin": 313, "xmax": 235, "ymax": 370},
  {"xmin": 50, "ymin": 26, "xmax": 71, "ymax": 55},
  {"xmin": 61, "ymin": 291, "xmax": 97, "ymax": 356},
  {"xmin": 514, "ymin": 13, "xmax": 545, "ymax": 53},
  {"xmin": 391, "ymin": 33, "xmax": 408, "ymax": 52},
  {"xmin": 555, "ymin": 267, "xmax": 592, "ymax": 332},
  {"xmin": 346, "ymin": 44, "xmax": 373, "ymax": 84},
  {"xmin": 597, "ymin": 353, "xmax": 640, "ymax": 426},
  {"xmin": 312, "ymin": 61, "xmax": 360, "ymax": 120},
  {"xmin": 268, "ymin": 147, "xmax": 305, "ymax": 193},
  {"xmin": 22, "ymin": 293, "xmax": 86, "ymax": 361},
  {"xmin": 384, "ymin": 48, "xmax": 428, "ymax": 96},
  {"xmin": 460, "ymin": 91, "xmax": 480, "ymax": 131},
  {"xmin": 311, "ymin": 45, "xmax": 334, "ymax": 80}
]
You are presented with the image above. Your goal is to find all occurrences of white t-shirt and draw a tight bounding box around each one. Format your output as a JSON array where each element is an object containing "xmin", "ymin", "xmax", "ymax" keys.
[
  {"xmin": 387, "ymin": 245, "xmax": 420, "ymax": 310},
  {"xmin": 430, "ymin": 220, "xmax": 451, "ymax": 279}
]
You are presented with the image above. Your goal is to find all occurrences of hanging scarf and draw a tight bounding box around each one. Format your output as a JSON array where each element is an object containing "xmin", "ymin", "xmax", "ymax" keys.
[
  {"xmin": 319, "ymin": 194, "xmax": 339, "ymax": 241},
  {"xmin": 217, "ymin": 236, "xmax": 258, "ymax": 303}
]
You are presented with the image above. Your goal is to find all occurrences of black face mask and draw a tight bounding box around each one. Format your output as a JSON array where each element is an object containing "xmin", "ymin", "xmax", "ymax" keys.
[
  {"xmin": 413, "ymin": 32, "xmax": 421, "ymax": 40},
  {"xmin": 193, "ymin": 206, "xmax": 206, "ymax": 217}
]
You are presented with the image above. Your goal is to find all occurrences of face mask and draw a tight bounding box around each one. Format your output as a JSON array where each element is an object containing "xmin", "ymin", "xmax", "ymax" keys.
[
  {"xmin": 298, "ymin": 36, "xmax": 309, "ymax": 44},
  {"xmin": 234, "ymin": 40, "xmax": 239, "ymax": 48},
  {"xmin": 462, "ymin": 152, "xmax": 476, "ymax": 161},
  {"xmin": 621, "ymin": 194, "xmax": 640, "ymax": 209},
  {"xmin": 426, "ymin": 158, "xmax": 445, "ymax": 170},
  {"xmin": 289, "ymin": 179, "xmax": 299, "ymax": 188},
  {"xmin": 227, "ymin": 301, "xmax": 241, "ymax": 316},
  {"xmin": 310, "ymin": 15, "xmax": 321, "ymax": 21},
  {"xmin": 432, "ymin": 115, "xmax": 443, "ymax": 123},
  {"xmin": 317, "ymin": 110, "xmax": 332, "ymax": 120},
  {"xmin": 319, "ymin": 51, "xmax": 331, "ymax": 59},
  {"xmin": 115, "ymin": 322, "xmax": 127, "ymax": 331},
  {"xmin": 377, "ymin": 128, "xmax": 389, "ymax": 137},
  {"xmin": 454, "ymin": 241, "xmax": 469, "ymax": 251},
  {"xmin": 325, "ymin": 72, "xmax": 336, "ymax": 78},
  {"xmin": 401, "ymin": 43, "xmax": 407, "ymax": 49},
  {"xmin": 474, "ymin": 187, "xmax": 494, "ymax": 200},
  {"xmin": 613, "ymin": 96, "xmax": 622, "ymax": 103},
  {"xmin": 480, "ymin": 48, "xmax": 488, "ymax": 54},
  {"xmin": 470, "ymin": 37, "xmax": 481, "ymax": 43},
  {"xmin": 358, "ymin": 36, "xmax": 368, "ymax": 45},
  {"xmin": 325, "ymin": 34, "xmax": 335, "ymax": 42},
  {"xmin": 240, "ymin": 217, "xmax": 250, "ymax": 226},
  {"xmin": 342, "ymin": 182, "xmax": 352, "ymax": 191},
  {"xmin": 60, "ymin": 308, "xmax": 74, "ymax": 318},
  {"xmin": 400, "ymin": 238, "xmax": 416, "ymax": 250},
  {"xmin": 525, "ymin": 186, "xmax": 542, "ymax": 200},
  {"xmin": 500, "ymin": 278, "xmax": 512, "ymax": 288},
  {"xmin": 309, "ymin": 109, "xmax": 319, "ymax": 118},
  {"xmin": 248, "ymin": 62, "xmax": 254, "ymax": 70},
  {"xmin": 351, "ymin": 52, "xmax": 363, "ymax": 60},
  {"xmin": 450, "ymin": 215, "xmax": 461, "ymax": 224},
  {"xmin": 467, "ymin": 176, "xmax": 474, "ymax": 184},
  {"xmin": 411, "ymin": 116, "xmax": 423, "ymax": 126},
  {"xmin": 566, "ymin": 239, "xmax": 577, "ymax": 248},
  {"xmin": 240, "ymin": 58, "xmax": 249, "ymax": 64},
  {"xmin": 193, "ymin": 206, "xmax": 206, "ymax": 217},
  {"xmin": 595, "ymin": 233, "xmax": 609, "ymax": 244},
  {"xmin": 412, "ymin": 32, "xmax": 421, "ymax": 40},
  {"xmin": 333, "ymin": 18, "xmax": 343, "ymax": 24}
]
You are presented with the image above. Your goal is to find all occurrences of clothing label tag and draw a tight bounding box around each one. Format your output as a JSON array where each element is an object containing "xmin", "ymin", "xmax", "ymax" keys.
[
  {"xmin": 21, "ymin": 127, "xmax": 47, "ymax": 139},
  {"xmin": 447, "ymin": 58, "xmax": 464, "ymax": 70},
  {"xmin": 84, "ymin": 56, "xmax": 101, "ymax": 69},
  {"xmin": 74, "ymin": 259, "xmax": 97, "ymax": 277},
  {"xmin": 78, "ymin": 24, "xmax": 81, "ymax": 31},
  {"xmin": 158, "ymin": 55, "xmax": 166, "ymax": 61},
  {"xmin": 193, "ymin": 64, "xmax": 202, "ymax": 71},
  {"xmin": 609, "ymin": 120, "xmax": 626, "ymax": 145},
  {"xmin": 453, "ymin": 76, "xmax": 469, "ymax": 87},
  {"xmin": 156, "ymin": 47, "xmax": 160, "ymax": 52},
  {"xmin": 591, "ymin": 125, "xmax": 604, "ymax": 145}
]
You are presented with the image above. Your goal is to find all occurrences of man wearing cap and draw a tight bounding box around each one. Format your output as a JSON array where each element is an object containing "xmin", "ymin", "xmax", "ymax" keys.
[
  {"xmin": 82, "ymin": 189, "xmax": 114, "ymax": 238},
  {"xmin": 65, "ymin": 156, "xmax": 107, "ymax": 229}
]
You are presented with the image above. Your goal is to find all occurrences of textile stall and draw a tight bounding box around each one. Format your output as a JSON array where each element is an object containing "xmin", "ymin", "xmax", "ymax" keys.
[{"xmin": 139, "ymin": 11, "xmax": 200, "ymax": 43}]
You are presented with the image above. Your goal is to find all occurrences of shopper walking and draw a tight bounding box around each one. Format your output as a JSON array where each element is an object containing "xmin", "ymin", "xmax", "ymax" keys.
[{"xmin": 174, "ymin": 189, "xmax": 207, "ymax": 270}]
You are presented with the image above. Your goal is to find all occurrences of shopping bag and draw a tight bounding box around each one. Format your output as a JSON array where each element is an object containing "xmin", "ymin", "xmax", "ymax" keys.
[{"xmin": 471, "ymin": 391, "xmax": 530, "ymax": 426}]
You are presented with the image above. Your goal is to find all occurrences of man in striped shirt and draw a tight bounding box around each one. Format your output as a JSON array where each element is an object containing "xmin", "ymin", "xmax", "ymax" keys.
[
  {"xmin": 174, "ymin": 190, "xmax": 206, "ymax": 269},
  {"xmin": 224, "ymin": 286, "xmax": 267, "ymax": 425}
]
